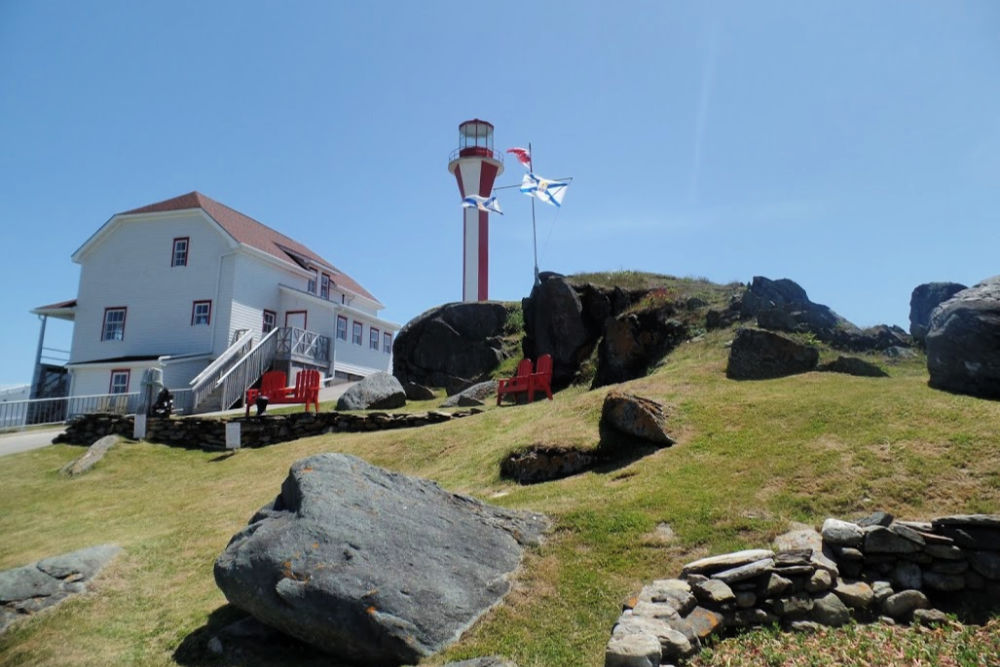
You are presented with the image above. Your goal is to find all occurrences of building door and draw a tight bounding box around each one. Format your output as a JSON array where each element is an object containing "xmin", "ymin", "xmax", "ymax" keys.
[{"xmin": 284, "ymin": 310, "xmax": 307, "ymax": 330}]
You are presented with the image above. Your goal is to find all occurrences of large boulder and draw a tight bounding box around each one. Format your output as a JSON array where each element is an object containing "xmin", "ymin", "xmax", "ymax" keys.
[
  {"xmin": 441, "ymin": 380, "xmax": 498, "ymax": 407},
  {"xmin": 214, "ymin": 453, "xmax": 549, "ymax": 665},
  {"xmin": 1, "ymin": 544, "xmax": 120, "ymax": 633},
  {"xmin": 600, "ymin": 391, "xmax": 674, "ymax": 446},
  {"xmin": 741, "ymin": 276, "xmax": 910, "ymax": 352},
  {"xmin": 521, "ymin": 273, "xmax": 596, "ymax": 389},
  {"xmin": 909, "ymin": 282, "xmax": 967, "ymax": 346},
  {"xmin": 926, "ymin": 276, "xmax": 1000, "ymax": 399},
  {"xmin": 336, "ymin": 372, "xmax": 406, "ymax": 410},
  {"xmin": 726, "ymin": 328, "xmax": 819, "ymax": 380},
  {"xmin": 392, "ymin": 302, "xmax": 513, "ymax": 394},
  {"xmin": 817, "ymin": 356, "xmax": 888, "ymax": 378},
  {"xmin": 592, "ymin": 309, "xmax": 689, "ymax": 388}
]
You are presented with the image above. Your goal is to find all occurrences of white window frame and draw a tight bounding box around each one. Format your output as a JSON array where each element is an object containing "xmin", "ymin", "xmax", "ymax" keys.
[{"xmin": 352, "ymin": 321, "xmax": 363, "ymax": 346}]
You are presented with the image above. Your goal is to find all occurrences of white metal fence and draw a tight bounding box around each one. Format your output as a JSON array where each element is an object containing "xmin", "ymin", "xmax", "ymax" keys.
[{"xmin": 0, "ymin": 388, "xmax": 193, "ymax": 430}]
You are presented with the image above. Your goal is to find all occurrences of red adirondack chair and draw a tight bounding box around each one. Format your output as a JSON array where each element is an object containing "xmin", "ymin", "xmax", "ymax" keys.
[
  {"xmin": 246, "ymin": 369, "xmax": 321, "ymax": 415},
  {"xmin": 497, "ymin": 358, "xmax": 535, "ymax": 405},
  {"xmin": 245, "ymin": 370, "xmax": 288, "ymax": 416},
  {"xmin": 528, "ymin": 354, "xmax": 553, "ymax": 402}
]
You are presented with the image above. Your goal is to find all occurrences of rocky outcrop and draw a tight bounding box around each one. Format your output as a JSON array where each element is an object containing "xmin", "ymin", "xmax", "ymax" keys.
[
  {"xmin": 336, "ymin": 372, "xmax": 406, "ymax": 411},
  {"xmin": 441, "ymin": 380, "xmax": 498, "ymax": 407},
  {"xmin": 600, "ymin": 392, "xmax": 674, "ymax": 446},
  {"xmin": 393, "ymin": 302, "xmax": 514, "ymax": 394},
  {"xmin": 926, "ymin": 277, "xmax": 1000, "ymax": 399},
  {"xmin": 910, "ymin": 282, "xmax": 967, "ymax": 345},
  {"xmin": 60, "ymin": 434, "xmax": 119, "ymax": 476},
  {"xmin": 402, "ymin": 381, "xmax": 435, "ymax": 401},
  {"xmin": 500, "ymin": 445, "xmax": 599, "ymax": 484},
  {"xmin": 605, "ymin": 512, "xmax": 1000, "ymax": 665},
  {"xmin": 0, "ymin": 544, "xmax": 121, "ymax": 634},
  {"xmin": 214, "ymin": 453, "xmax": 549, "ymax": 665},
  {"xmin": 592, "ymin": 310, "xmax": 688, "ymax": 388},
  {"xmin": 726, "ymin": 328, "xmax": 819, "ymax": 380},
  {"xmin": 741, "ymin": 276, "xmax": 911, "ymax": 352},
  {"xmin": 522, "ymin": 273, "xmax": 609, "ymax": 389},
  {"xmin": 817, "ymin": 356, "xmax": 888, "ymax": 378}
]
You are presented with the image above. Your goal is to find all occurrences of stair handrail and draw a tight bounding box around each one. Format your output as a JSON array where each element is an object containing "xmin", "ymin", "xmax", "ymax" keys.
[
  {"xmin": 189, "ymin": 330, "xmax": 254, "ymax": 411},
  {"xmin": 215, "ymin": 327, "xmax": 281, "ymax": 410}
]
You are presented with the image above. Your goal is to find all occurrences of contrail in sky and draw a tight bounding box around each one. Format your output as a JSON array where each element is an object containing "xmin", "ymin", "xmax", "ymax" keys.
[{"xmin": 690, "ymin": 21, "xmax": 720, "ymax": 206}]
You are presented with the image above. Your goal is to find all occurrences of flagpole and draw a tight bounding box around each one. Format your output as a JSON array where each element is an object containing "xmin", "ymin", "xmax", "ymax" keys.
[{"xmin": 529, "ymin": 141, "xmax": 540, "ymax": 287}]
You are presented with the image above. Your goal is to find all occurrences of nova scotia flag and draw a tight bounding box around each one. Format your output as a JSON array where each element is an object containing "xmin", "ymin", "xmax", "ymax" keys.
[
  {"xmin": 520, "ymin": 172, "xmax": 569, "ymax": 207},
  {"xmin": 461, "ymin": 195, "xmax": 503, "ymax": 215}
]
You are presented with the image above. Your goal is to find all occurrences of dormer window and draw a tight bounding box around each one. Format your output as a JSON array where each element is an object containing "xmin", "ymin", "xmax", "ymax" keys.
[
  {"xmin": 171, "ymin": 237, "xmax": 189, "ymax": 267},
  {"xmin": 307, "ymin": 268, "xmax": 318, "ymax": 294}
]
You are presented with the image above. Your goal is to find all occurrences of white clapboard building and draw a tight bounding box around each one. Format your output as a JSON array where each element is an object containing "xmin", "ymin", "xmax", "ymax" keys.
[{"xmin": 30, "ymin": 191, "xmax": 398, "ymax": 413}]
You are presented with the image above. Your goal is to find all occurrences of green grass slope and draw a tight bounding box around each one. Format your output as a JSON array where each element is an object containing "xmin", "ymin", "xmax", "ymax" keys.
[{"xmin": 1, "ymin": 328, "xmax": 999, "ymax": 665}]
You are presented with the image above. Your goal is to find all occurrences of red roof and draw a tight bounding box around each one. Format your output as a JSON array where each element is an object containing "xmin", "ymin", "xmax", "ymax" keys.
[{"xmin": 120, "ymin": 192, "xmax": 379, "ymax": 304}]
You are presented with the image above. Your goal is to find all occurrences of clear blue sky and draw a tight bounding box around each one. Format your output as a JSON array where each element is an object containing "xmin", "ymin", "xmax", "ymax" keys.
[{"xmin": 2, "ymin": 1, "xmax": 998, "ymax": 387}]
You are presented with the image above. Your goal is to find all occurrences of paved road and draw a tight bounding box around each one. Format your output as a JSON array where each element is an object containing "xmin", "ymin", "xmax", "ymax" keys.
[{"xmin": 0, "ymin": 427, "xmax": 64, "ymax": 458}]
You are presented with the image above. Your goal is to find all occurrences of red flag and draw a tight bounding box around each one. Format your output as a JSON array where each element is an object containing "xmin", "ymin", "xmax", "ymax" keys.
[{"xmin": 506, "ymin": 147, "xmax": 532, "ymax": 169}]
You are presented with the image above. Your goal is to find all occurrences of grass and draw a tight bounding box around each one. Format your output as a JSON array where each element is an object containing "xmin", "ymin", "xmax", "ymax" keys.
[{"xmin": 2, "ymin": 328, "xmax": 999, "ymax": 666}]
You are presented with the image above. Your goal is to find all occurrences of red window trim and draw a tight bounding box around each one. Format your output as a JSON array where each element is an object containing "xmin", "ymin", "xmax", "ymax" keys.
[
  {"xmin": 108, "ymin": 368, "xmax": 131, "ymax": 394},
  {"xmin": 191, "ymin": 300, "xmax": 212, "ymax": 326},
  {"xmin": 352, "ymin": 320, "xmax": 363, "ymax": 345},
  {"xmin": 383, "ymin": 331, "xmax": 392, "ymax": 354},
  {"xmin": 369, "ymin": 326, "xmax": 380, "ymax": 350},
  {"xmin": 171, "ymin": 237, "xmax": 189, "ymax": 267},
  {"xmin": 320, "ymin": 273, "xmax": 331, "ymax": 299},
  {"xmin": 336, "ymin": 314, "xmax": 348, "ymax": 340},
  {"xmin": 262, "ymin": 309, "xmax": 276, "ymax": 333},
  {"xmin": 285, "ymin": 310, "xmax": 308, "ymax": 329},
  {"xmin": 100, "ymin": 306, "xmax": 127, "ymax": 341}
]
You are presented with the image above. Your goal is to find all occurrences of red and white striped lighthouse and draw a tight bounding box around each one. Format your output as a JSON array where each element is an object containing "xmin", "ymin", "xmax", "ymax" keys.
[{"xmin": 447, "ymin": 119, "xmax": 504, "ymax": 302}]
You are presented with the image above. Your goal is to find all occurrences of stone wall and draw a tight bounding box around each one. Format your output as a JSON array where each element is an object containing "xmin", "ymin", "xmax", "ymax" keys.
[
  {"xmin": 53, "ymin": 409, "xmax": 481, "ymax": 449},
  {"xmin": 606, "ymin": 512, "xmax": 1000, "ymax": 666}
]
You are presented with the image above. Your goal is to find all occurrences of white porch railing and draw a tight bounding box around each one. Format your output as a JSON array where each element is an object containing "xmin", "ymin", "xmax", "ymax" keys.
[
  {"xmin": 189, "ymin": 330, "xmax": 255, "ymax": 411},
  {"xmin": 0, "ymin": 388, "xmax": 194, "ymax": 430},
  {"xmin": 214, "ymin": 328, "xmax": 280, "ymax": 411},
  {"xmin": 276, "ymin": 326, "xmax": 330, "ymax": 363}
]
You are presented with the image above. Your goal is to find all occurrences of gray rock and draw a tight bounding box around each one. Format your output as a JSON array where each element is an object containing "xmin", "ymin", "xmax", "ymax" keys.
[
  {"xmin": 889, "ymin": 522, "xmax": 926, "ymax": 546},
  {"xmin": 214, "ymin": 453, "xmax": 549, "ymax": 665},
  {"xmin": 856, "ymin": 510, "xmax": 894, "ymax": 527},
  {"xmin": 593, "ymin": 310, "xmax": 688, "ymax": 388},
  {"xmin": 441, "ymin": 380, "xmax": 498, "ymax": 407},
  {"xmin": 891, "ymin": 561, "xmax": 922, "ymax": 590},
  {"xmin": 61, "ymin": 434, "xmax": 119, "ymax": 476},
  {"xmin": 871, "ymin": 580, "xmax": 894, "ymax": 604},
  {"xmin": 336, "ymin": 372, "xmax": 406, "ymax": 410},
  {"xmin": 822, "ymin": 518, "xmax": 864, "ymax": 548},
  {"xmin": 817, "ymin": 356, "xmax": 888, "ymax": 378},
  {"xmin": 726, "ymin": 328, "xmax": 819, "ymax": 380},
  {"xmin": 968, "ymin": 551, "xmax": 1000, "ymax": 580},
  {"xmin": 765, "ymin": 573, "xmax": 793, "ymax": 598},
  {"xmin": 925, "ymin": 543, "xmax": 963, "ymax": 560},
  {"xmin": 499, "ymin": 445, "xmax": 597, "ymax": 484},
  {"xmin": 677, "ymin": 606, "xmax": 723, "ymax": 641},
  {"xmin": 912, "ymin": 608, "xmax": 950, "ymax": 626},
  {"xmin": 523, "ymin": 273, "xmax": 594, "ymax": 390},
  {"xmin": 631, "ymin": 601, "xmax": 680, "ymax": 622},
  {"xmin": 605, "ymin": 632, "xmax": 661, "ymax": 667},
  {"xmin": 910, "ymin": 282, "xmax": 967, "ymax": 344},
  {"xmin": 734, "ymin": 591, "xmax": 756, "ymax": 608},
  {"xmin": 926, "ymin": 276, "xmax": 1000, "ymax": 399},
  {"xmin": 838, "ymin": 547, "xmax": 864, "ymax": 561},
  {"xmin": 599, "ymin": 391, "xmax": 674, "ymax": 446},
  {"xmin": 402, "ymin": 381, "xmax": 435, "ymax": 401},
  {"xmin": 864, "ymin": 526, "xmax": 922, "ymax": 554},
  {"xmin": 810, "ymin": 593, "xmax": 851, "ymax": 627},
  {"xmin": 805, "ymin": 569, "xmax": 833, "ymax": 593},
  {"xmin": 638, "ymin": 580, "xmax": 696, "ymax": 616},
  {"xmin": 882, "ymin": 590, "xmax": 929, "ymax": 619},
  {"xmin": 770, "ymin": 594, "xmax": 813, "ymax": 618},
  {"xmin": 682, "ymin": 549, "xmax": 774, "ymax": 577},
  {"xmin": 833, "ymin": 581, "xmax": 873, "ymax": 610},
  {"xmin": 930, "ymin": 559, "xmax": 967, "ymax": 575},
  {"xmin": 933, "ymin": 525, "xmax": 1000, "ymax": 550},
  {"xmin": 787, "ymin": 620, "xmax": 823, "ymax": 633},
  {"xmin": 0, "ymin": 544, "xmax": 120, "ymax": 634},
  {"xmin": 932, "ymin": 514, "xmax": 1000, "ymax": 529},
  {"xmin": 730, "ymin": 608, "xmax": 776, "ymax": 627},
  {"xmin": 922, "ymin": 571, "xmax": 965, "ymax": 592},
  {"xmin": 393, "ymin": 301, "xmax": 512, "ymax": 392},
  {"xmin": 691, "ymin": 579, "xmax": 735, "ymax": 606},
  {"xmin": 711, "ymin": 558, "xmax": 774, "ymax": 585}
]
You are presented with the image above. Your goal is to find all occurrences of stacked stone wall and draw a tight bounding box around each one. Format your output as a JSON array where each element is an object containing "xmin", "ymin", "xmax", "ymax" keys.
[
  {"xmin": 53, "ymin": 409, "xmax": 479, "ymax": 449},
  {"xmin": 606, "ymin": 512, "xmax": 1000, "ymax": 666}
]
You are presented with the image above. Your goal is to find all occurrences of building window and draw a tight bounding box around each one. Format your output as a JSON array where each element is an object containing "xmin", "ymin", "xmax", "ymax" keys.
[
  {"xmin": 352, "ymin": 321, "xmax": 362, "ymax": 345},
  {"xmin": 307, "ymin": 268, "xmax": 318, "ymax": 294},
  {"xmin": 336, "ymin": 315, "xmax": 348, "ymax": 341},
  {"xmin": 262, "ymin": 309, "xmax": 276, "ymax": 334},
  {"xmin": 101, "ymin": 307, "xmax": 126, "ymax": 341},
  {"xmin": 191, "ymin": 300, "xmax": 212, "ymax": 325},
  {"xmin": 320, "ymin": 273, "xmax": 330, "ymax": 299},
  {"xmin": 109, "ymin": 369, "xmax": 130, "ymax": 394},
  {"xmin": 383, "ymin": 332, "xmax": 392, "ymax": 354},
  {"xmin": 171, "ymin": 237, "xmax": 189, "ymax": 266},
  {"xmin": 370, "ymin": 327, "xmax": 380, "ymax": 350}
]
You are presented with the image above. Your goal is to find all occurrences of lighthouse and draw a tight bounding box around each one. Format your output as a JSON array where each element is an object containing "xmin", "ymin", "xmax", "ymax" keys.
[{"xmin": 447, "ymin": 119, "xmax": 504, "ymax": 301}]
